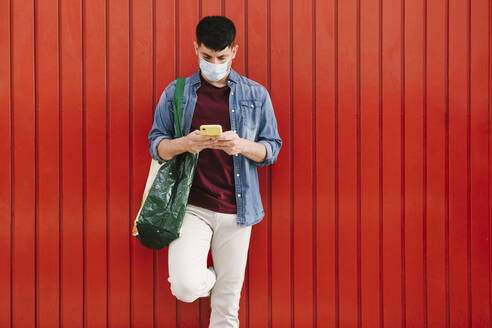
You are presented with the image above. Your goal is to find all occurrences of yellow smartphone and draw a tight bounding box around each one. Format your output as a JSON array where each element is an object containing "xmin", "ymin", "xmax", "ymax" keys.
[{"xmin": 200, "ymin": 125, "xmax": 222, "ymax": 137}]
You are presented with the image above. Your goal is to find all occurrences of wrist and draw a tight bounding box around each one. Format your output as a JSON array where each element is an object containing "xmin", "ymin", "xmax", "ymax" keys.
[
  {"xmin": 177, "ymin": 135, "xmax": 188, "ymax": 153},
  {"xmin": 238, "ymin": 138, "xmax": 248, "ymax": 154}
]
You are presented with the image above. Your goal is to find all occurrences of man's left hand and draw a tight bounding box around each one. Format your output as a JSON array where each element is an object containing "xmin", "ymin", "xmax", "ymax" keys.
[{"xmin": 211, "ymin": 130, "xmax": 244, "ymax": 155}]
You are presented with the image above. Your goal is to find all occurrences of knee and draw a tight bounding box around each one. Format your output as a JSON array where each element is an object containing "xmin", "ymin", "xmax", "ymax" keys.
[{"xmin": 169, "ymin": 276, "xmax": 205, "ymax": 303}]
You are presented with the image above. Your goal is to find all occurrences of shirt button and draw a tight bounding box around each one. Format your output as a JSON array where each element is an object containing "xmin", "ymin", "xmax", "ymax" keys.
[
  {"xmin": 232, "ymin": 109, "xmax": 235, "ymax": 113},
  {"xmin": 233, "ymin": 130, "xmax": 237, "ymax": 133},
  {"xmin": 236, "ymin": 173, "xmax": 240, "ymax": 177},
  {"xmin": 250, "ymin": 104, "xmax": 254, "ymax": 108},
  {"xmin": 238, "ymin": 194, "xmax": 241, "ymax": 198}
]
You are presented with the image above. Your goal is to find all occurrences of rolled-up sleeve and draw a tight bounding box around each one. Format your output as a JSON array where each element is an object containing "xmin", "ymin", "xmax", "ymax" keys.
[
  {"xmin": 148, "ymin": 83, "xmax": 175, "ymax": 164},
  {"xmin": 255, "ymin": 91, "xmax": 282, "ymax": 167}
]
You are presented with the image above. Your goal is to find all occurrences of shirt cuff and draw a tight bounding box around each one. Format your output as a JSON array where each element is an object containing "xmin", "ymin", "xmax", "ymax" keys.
[
  {"xmin": 150, "ymin": 136, "xmax": 168, "ymax": 164},
  {"xmin": 257, "ymin": 140, "xmax": 273, "ymax": 167}
]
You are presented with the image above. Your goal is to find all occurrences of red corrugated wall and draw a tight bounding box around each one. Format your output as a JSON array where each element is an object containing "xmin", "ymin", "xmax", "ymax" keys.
[{"xmin": 0, "ymin": 0, "xmax": 491, "ymax": 327}]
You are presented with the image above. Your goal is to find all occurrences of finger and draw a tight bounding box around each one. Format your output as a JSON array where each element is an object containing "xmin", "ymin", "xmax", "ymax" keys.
[
  {"xmin": 212, "ymin": 145, "xmax": 230, "ymax": 151},
  {"xmin": 217, "ymin": 138, "xmax": 234, "ymax": 143},
  {"xmin": 205, "ymin": 140, "xmax": 220, "ymax": 146},
  {"xmin": 217, "ymin": 130, "xmax": 233, "ymax": 138},
  {"xmin": 206, "ymin": 138, "xmax": 219, "ymax": 144},
  {"xmin": 192, "ymin": 135, "xmax": 214, "ymax": 143},
  {"xmin": 213, "ymin": 142, "xmax": 232, "ymax": 148},
  {"xmin": 222, "ymin": 135, "xmax": 238, "ymax": 142}
]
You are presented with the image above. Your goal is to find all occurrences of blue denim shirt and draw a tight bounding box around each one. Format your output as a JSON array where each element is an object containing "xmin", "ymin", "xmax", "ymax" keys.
[{"xmin": 148, "ymin": 69, "xmax": 282, "ymax": 226}]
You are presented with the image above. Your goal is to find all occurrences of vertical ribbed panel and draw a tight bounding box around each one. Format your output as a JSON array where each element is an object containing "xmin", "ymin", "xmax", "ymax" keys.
[
  {"xmin": 0, "ymin": 0, "xmax": 11, "ymax": 327},
  {"xmin": 0, "ymin": 0, "xmax": 491, "ymax": 327}
]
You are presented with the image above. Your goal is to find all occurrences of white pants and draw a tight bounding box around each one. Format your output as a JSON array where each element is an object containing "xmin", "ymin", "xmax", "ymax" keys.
[{"xmin": 168, "ymin": 204, "xmax": 252, "ymax": 328}]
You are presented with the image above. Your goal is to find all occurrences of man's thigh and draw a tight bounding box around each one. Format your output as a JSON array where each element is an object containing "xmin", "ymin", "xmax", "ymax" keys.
[
  {"xmin": 211, "ymin": 214, "xmax": 251, "ymax": 283},
  {"xmin": 168, "ymin": 208, "xmax": 213, "ymax": 282}
]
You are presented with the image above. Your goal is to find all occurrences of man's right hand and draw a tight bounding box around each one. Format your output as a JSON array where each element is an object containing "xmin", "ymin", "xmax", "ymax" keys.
[{"xmin": 183, "ymin": 130, "xmax": 217, "ymax": 154}]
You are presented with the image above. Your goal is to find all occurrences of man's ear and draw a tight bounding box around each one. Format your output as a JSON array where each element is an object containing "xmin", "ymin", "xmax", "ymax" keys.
[
  {"xmin": 193, "ymin": 41, "xmax": 198, "ymax": 55},
  {"xmin": 232, "ymin": 44, "xmax": 239, "ymax": 59}
]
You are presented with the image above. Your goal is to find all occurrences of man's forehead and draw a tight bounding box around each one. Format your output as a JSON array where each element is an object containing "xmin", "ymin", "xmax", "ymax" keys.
[{"xmin": 197, "ymin": 44, "xmax": 233, "ymax": 56}]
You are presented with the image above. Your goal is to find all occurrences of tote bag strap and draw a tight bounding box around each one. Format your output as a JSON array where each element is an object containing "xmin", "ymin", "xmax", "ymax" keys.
[{"xmin": 173, "ymin": 77, "xmax": 186, "ymax": 138}]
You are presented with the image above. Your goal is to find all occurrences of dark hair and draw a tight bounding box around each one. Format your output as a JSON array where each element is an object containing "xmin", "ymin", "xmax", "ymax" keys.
[{"xmin": 196, "ymin": 16, "xmax": 236, "ymax": 51}]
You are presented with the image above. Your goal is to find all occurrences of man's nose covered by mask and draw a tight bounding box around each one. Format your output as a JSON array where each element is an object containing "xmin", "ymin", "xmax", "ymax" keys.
[{"xmin": 199, "ymin": 57, "xmax": 230, "ymax": 82}]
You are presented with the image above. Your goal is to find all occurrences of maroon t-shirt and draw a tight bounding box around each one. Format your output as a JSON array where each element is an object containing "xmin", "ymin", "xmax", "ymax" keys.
[{"xmin": 187, "ymin": 75, "xmax": 237, "ymax": 214}]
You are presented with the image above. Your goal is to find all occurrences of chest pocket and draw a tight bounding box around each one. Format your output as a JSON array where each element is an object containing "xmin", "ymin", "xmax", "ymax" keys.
[
  {"xmin": 239, "ymin": 100, "xmax": 262, "ymax": 140},
  {"xmin": 239, "ymin": 100, "xmax": 261, "ymax": 120}
]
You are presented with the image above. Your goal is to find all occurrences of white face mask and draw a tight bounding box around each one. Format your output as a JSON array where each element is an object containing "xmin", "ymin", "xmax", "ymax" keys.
[{"xmin": 199, "ymin": 57, "xmax": 230, "ymax": 82}]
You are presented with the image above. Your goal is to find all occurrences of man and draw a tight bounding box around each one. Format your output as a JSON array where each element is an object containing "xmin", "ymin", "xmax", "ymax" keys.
[{"xmin": 148, "ymin": 16, "xmax": 281, "ymax": 328}]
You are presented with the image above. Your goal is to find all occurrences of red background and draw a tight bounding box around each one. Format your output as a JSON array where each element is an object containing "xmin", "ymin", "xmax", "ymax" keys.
[{"xmin": 1, "ymin": 0, "xmax": 491, "ymax": 327}]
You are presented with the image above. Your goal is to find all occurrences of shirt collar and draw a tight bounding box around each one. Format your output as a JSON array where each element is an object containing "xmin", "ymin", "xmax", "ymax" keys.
[{"xmin": 227, "ymin": 68, "xmax": 239, "ymax": 83}]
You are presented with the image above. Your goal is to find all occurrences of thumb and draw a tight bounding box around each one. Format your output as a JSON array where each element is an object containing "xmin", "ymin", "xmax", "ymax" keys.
[{"xmin": 188, "ymin": 130, "xmax": 200, "ymax": 136}]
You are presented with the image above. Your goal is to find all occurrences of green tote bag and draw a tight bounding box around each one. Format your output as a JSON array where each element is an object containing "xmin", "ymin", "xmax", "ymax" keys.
[{"xmin": 134, "ymin": 78, "xmax": 198, "ymax": 250}]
